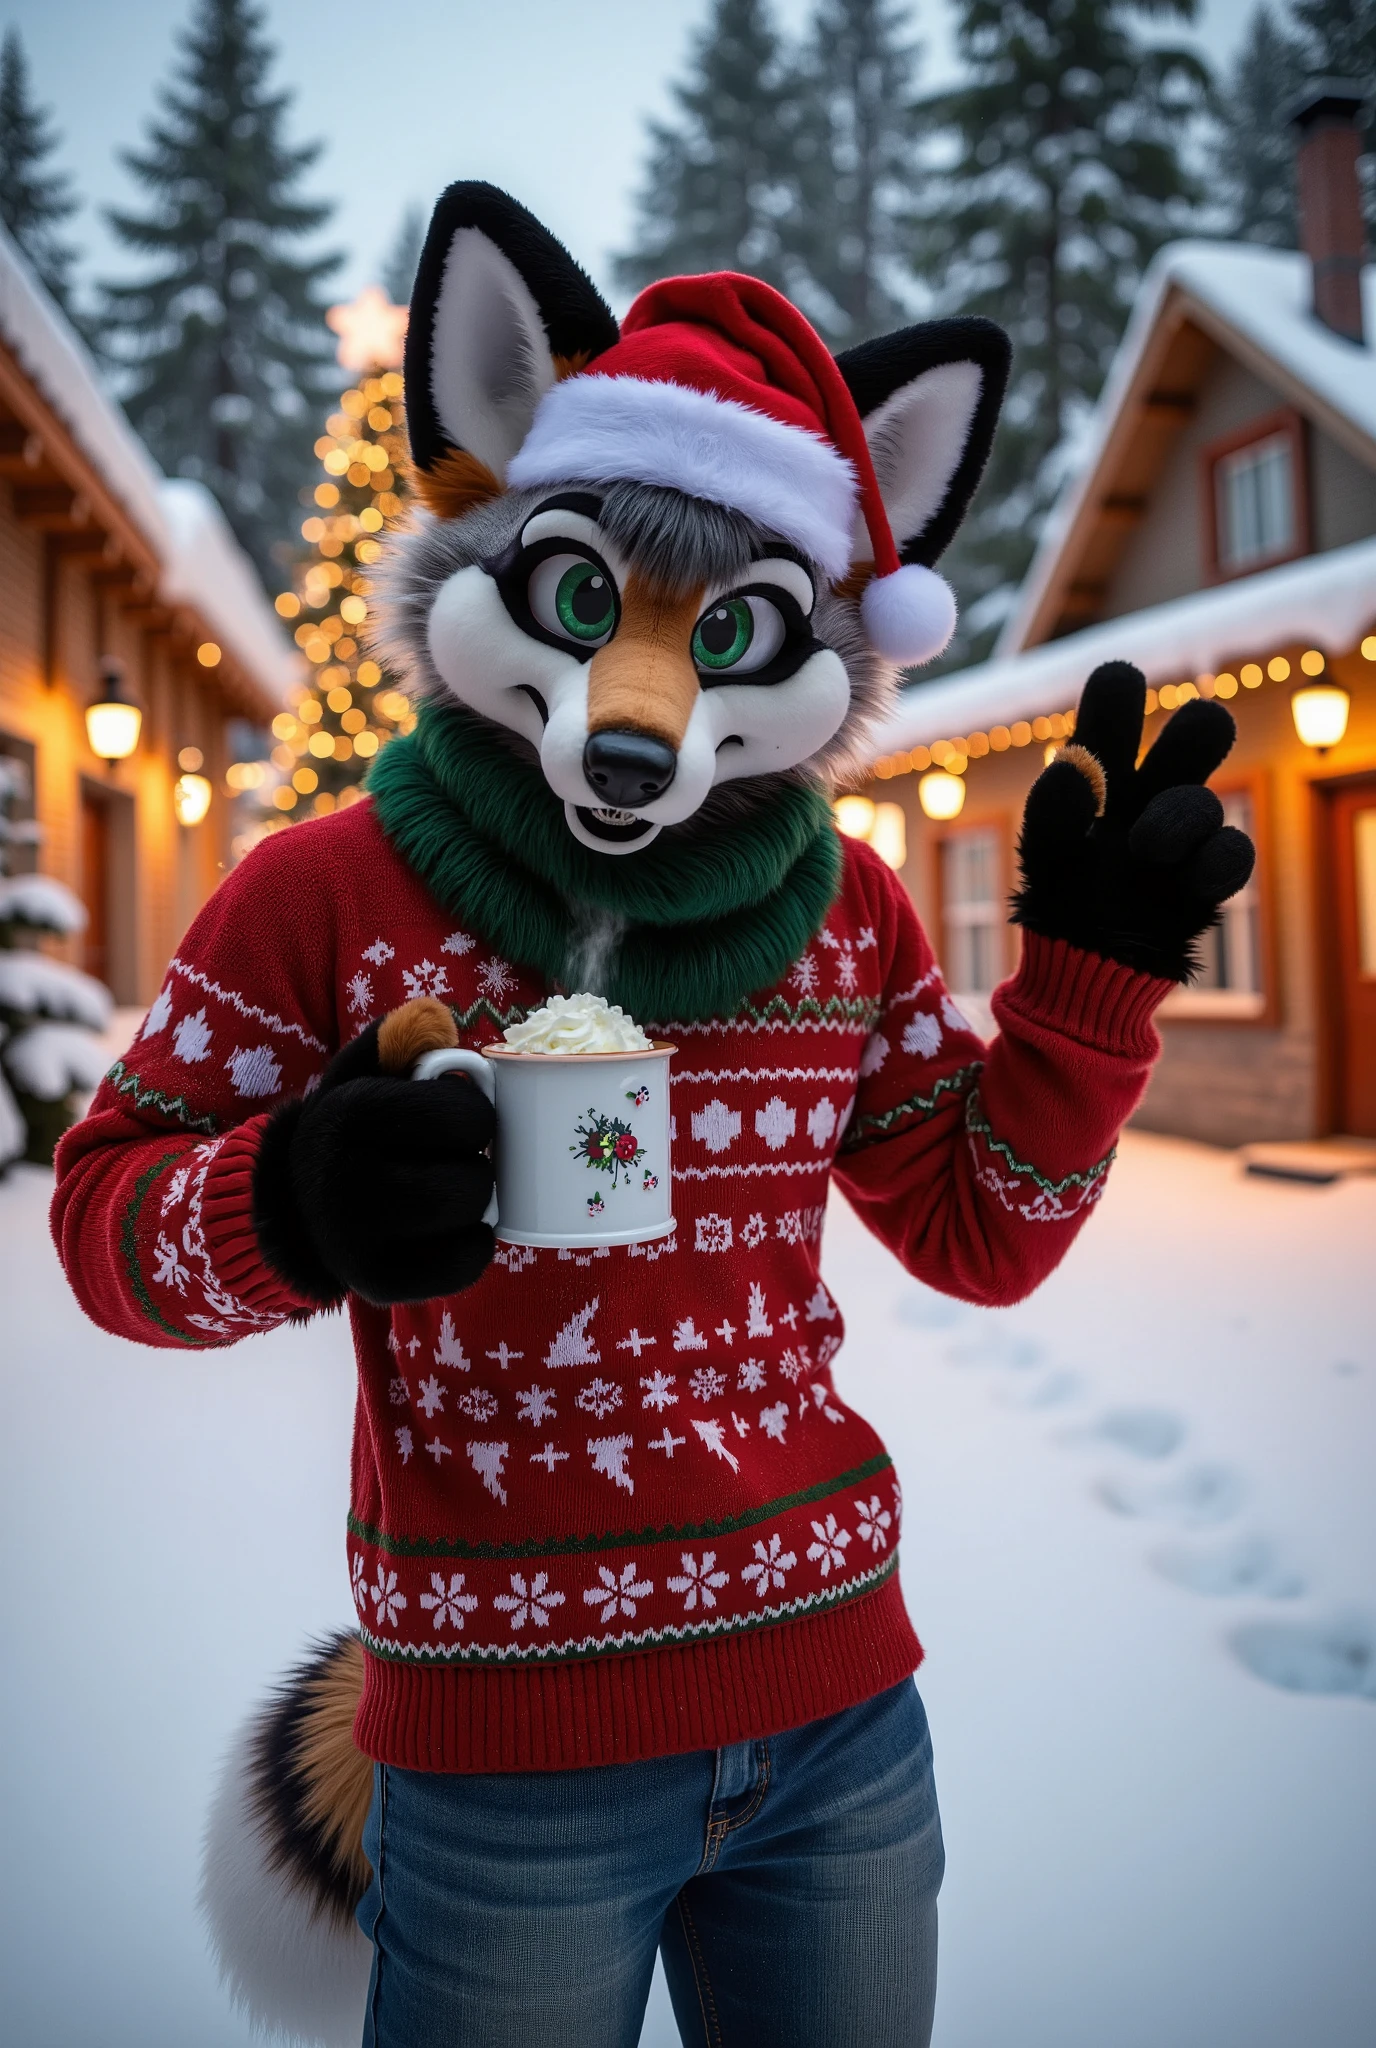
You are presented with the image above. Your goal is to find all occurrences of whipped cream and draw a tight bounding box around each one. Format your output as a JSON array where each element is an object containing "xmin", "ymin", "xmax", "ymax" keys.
[{"xmin": 502, "ymin": 992, "xmax": 652, "ymax": 1055}]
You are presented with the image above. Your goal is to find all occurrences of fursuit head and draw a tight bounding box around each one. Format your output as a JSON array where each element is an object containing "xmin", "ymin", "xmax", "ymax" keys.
[{"xmin": 198, "ymin": 182, "xmax": 1010, "ymax": 2045}]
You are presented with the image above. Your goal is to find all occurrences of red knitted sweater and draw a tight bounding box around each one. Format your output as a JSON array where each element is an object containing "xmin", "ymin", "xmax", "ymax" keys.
[{"xmin": 52, "ymin": 801, "xmax": 1168, "ymax": 1770}]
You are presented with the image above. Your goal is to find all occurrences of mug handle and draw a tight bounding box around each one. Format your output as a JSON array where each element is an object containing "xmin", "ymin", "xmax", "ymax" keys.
[{"xmin": 412, "ymin": 1047, "xmax": 499, "ymax": 1229}]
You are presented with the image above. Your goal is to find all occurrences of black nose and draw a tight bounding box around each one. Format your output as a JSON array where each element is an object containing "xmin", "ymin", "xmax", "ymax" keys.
[{"xmin": 582, "ymin": 730, "xmax": 677, "ymax": 808}]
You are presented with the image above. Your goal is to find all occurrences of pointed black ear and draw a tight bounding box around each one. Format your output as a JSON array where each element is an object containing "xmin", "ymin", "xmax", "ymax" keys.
[
  {"xmin": 835, "ymin": 317, "xmax": 1010, "ymax": 568},
  {"xmin": 405, "ymin": 183, "xmax": 620, "ymax": 513}
]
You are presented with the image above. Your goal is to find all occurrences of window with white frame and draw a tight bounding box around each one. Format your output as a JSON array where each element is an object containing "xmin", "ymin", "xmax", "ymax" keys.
[
  {"xmin": 940, "ymin": 828, "xmax": 1003, "ymax": 1001},
  {"xmin": 1160, "ymin": 790, "xmax": 1265, "ymax": 1019},
  {"xmin": 1214, "ymin": 432, "xmax": 1295, "ymax": 573}
]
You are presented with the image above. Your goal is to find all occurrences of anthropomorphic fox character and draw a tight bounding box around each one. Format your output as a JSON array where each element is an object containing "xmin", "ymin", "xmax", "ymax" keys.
[{"xmin": 54, "ymin": 182, "xmax": 1253, "ymax": 2047}]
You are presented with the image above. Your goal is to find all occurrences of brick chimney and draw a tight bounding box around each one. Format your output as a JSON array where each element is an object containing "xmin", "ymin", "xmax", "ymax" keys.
[{"xmin": 1290, "ymin": 81, "xmax": 1368, "ymax": 344}]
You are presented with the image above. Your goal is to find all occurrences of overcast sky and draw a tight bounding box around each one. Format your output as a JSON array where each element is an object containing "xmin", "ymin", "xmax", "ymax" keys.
[{"xmin": 10, "ymin": 0, "xmax": 1263, "ymax": 316}]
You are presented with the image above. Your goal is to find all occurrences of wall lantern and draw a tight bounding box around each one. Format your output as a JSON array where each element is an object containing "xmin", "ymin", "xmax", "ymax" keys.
[
  {"xmin": 1291, "ymin": 683, "xmax": 1350, "ymax": 752},
  {"xmin": 174, "ymin": 773, "xmax": 212, "ymax": 826},
  {"xmin": 833, "ymin": 795, "xmax": 908, "ymax": 870},
  {"xmin": 918, "ymin": 769, "xmax": 966, "ymax": 821},
  {"xmin": 86, "ymin": 662, "xmax": 142, "ymax": 761}
]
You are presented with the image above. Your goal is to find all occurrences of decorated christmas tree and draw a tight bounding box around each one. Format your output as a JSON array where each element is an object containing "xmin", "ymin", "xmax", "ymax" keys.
[
  {"xmin": 229, "ymin": 286, "xmax": 416, "ymax": 835},
  {"xmin": 0, "ymin": 757, "xmax": 111, "ymax": 1169}
]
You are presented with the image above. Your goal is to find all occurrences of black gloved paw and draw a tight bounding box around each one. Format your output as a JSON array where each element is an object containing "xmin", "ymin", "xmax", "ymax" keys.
[
  {"xmin": 252, "ymin": 1022, "xmax": 496, "ymax": 1308},
  {"xmin": 1011, "ymin": 661, "xmax": 1256, "ymax": 981}
]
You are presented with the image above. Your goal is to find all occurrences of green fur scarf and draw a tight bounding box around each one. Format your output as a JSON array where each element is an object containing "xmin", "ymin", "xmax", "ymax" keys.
[{"xmin": 366, "ymin": 700, "xmax": 841, "ymax": 1023}]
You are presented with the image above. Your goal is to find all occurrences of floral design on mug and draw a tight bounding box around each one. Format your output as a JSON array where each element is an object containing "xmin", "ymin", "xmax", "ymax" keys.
[
  {"xmin": 586, "ymin": 1191, "xmax": 606, "ymax": 1217},
  {"xmin": 626, "ymin": 1084, "xmax": 651, "ymax": 1107},
  {"xmin": 572, "ymin": 1108, "xmax": 645, "ymax": 1189},
  {"xmin": 642, "ymin": 1169, "xmax": 659, "ymax": 1192}
]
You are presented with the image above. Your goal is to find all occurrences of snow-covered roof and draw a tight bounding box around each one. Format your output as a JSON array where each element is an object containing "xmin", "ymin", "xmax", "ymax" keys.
[
  {"xmin": 1000, "ymin": 243, "xmax": 1376, "ymax": 658},
  {"xmin": 0, "ymin": 222, "xmax": 299, "ymax": 708},
  {"xmin": 872, "ymin": 534, "xmax": 1376, "ymax": 756}
]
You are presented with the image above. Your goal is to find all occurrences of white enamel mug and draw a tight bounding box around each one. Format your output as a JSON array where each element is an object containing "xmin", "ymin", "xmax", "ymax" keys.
[{"xmin": 413, "ymin": 1041, "xmax": 676, "ymax": 1249}]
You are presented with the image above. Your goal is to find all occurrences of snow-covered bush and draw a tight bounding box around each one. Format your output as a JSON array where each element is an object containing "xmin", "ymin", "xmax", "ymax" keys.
[{"xmin": 0, "ymin": 758, "xmax": 113, "ymax": 1169}]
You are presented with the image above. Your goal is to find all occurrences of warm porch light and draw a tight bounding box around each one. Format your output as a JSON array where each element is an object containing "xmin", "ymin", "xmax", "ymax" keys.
[
  {"xmin": 1291, "ymin": 684, "xmax": 1350, "ymax": 752},
  {"xmin": 174, "ymin": 773, "xmax": 213, "ymax": 826},
  {"xmin": 86, "ymin": 666, "xmax": 141, "ymax": 761},
  {"xmin": 834, "ymin": 795, "xmax": 876, "ymax": 839},
  {"xmin": 918, "ymin": 770, "xmax": 966, "ymax": 820}
]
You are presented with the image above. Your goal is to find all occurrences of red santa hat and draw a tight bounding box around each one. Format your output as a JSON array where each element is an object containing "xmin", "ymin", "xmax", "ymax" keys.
[{"xmin": 505, "ymin": 272, "xmax": 956, "ymax": 666}]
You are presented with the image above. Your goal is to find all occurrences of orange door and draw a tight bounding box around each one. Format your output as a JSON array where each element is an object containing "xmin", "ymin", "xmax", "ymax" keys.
[
  {"xmin": 1328, "ymin": 776, "xmax": 1376, "ymax": 1136},
  {"xmin": 80, "ymin": 789, "xmax": 109, "ymax": 985}
]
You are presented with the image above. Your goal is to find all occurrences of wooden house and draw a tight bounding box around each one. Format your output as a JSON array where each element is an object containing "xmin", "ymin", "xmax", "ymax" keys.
[
  {"xmin": 855, "ymin": 87, "xmax": 1376, "ymax": 1148},
  {"xmin": 0, "ymin": 224, "xmax": 296, "ymax": 1007}
]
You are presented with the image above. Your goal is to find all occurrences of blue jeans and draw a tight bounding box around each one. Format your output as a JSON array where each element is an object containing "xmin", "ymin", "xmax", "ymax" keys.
[{"xmin": 356, "ymin": 1677, "xmax": 944, "ymax": 2046}]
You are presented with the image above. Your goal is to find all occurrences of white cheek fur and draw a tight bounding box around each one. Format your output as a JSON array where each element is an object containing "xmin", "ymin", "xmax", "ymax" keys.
[
  {"xmin": 704, "ymin": 647, "xmax": 852, "ymax": 783},
  {"xmin": 426, "ymin": 566, "xmax": 582, "ymax": 753}
]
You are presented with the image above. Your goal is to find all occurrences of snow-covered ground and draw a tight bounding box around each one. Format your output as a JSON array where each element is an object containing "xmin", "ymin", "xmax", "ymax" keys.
[{"xmin": 2, "ymin": 1132, "xmax": 1373, "ymax": 2047}]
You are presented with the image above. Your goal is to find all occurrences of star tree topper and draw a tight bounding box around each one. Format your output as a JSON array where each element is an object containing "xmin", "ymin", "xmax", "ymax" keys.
[{"xmin": 326, "ymin": 285, "xmax": 409, "ymax": 371}]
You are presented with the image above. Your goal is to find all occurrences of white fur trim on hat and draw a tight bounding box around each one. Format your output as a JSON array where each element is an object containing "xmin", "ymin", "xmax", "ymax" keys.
[
  {"xmin": 507, "ymin": 374, "xmax": 858, "ymax": 579},
  {"xmin": 860, "ymin": 563, "xmax": 957, "ymax": 665}
]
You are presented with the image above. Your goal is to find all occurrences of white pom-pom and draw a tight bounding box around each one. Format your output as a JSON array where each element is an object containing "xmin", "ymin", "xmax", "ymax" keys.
[{"xmin": 860, "ymin": 563, "xmax": 956, "ymax": 664}]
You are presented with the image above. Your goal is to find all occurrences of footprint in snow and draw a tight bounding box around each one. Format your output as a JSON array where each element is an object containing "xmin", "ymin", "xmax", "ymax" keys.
[
  {"xmin": 895, "ymin": 1289, "xmax": 971, "ymax": 1333},
  {"xmin": 1152, "ymin": 1533, "xmax": 1305, "ymax": 1600},
  {"xmin": 1062, "ymin": 1407, "xmax": 1186, "ymax": 1458},
  {"xmin": 1232, "ymin": 1613, "xmax": 1376, "ymax": 1699},
  {"xmin": 944, "ymin": 1332, "xmax": 1044, "ymax": 1371},
  {"xmin": 996, "ymin": 1370, "xmax": 1083, "ymax": 1411},
  {"xmin": 1099, "ymin": 1462, "xmax": 1245, "ymax": 1526}
]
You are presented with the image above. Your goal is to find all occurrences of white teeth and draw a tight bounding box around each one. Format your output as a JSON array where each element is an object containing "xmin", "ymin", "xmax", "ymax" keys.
[{"xmin": 589, "ymin": 806, "xmax": 639, "ymax": 825}]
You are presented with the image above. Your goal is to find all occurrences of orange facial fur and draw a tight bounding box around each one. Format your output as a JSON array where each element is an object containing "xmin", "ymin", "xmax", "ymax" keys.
[{"xmin": 586, "ymin": 572, "xmax": 704, "ymax": 751}]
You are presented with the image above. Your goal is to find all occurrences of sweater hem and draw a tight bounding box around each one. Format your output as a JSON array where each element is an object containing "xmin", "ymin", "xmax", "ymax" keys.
[
  {"xmin": 352, "ymin": 1571, "xmax": 922, "ymax": 1771},
  {"xmin": 999, "ymin": 933, "xmax": 1171, "ymax": 1059},
  {"xmin": 200, "ymin": 1118, "xmax": 322, "ymax": 1320}
]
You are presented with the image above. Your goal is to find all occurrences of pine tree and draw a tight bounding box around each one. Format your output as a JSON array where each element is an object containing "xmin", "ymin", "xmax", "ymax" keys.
[
  {"xmin": 784, "ymin": 0, "xmax": 924, "ymax": 344},
  {"xmin": 614, "ymin": 0, "xmax": 804, "ymax": 292},
  {"xmin": 1212, "ymin": 6, "xmax": 1304, "ymax": 248},
  {"xmin": 382, "ymin": 204, "xmax": 425, "ymax": 308},
  {"xmin": 99, "ymin": 0, "xmax": 339, "ymax": 580},
  {"xmin": 908, "ymin": 1, "xmax": 1210, "ymax": 666},
  {"xmin": 0, "ymin": 28, "xmax": 79, "ymax": 309},
  {"xmin": 233, "ymin": 328, "xmax": 416, "ymax": 836}
]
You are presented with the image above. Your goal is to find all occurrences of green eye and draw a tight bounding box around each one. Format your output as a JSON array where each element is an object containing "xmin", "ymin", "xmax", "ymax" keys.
[
  {"xmin": 554, "ymin": 560, "xmax": 616, "ymax": 641},
  {"xmin": 693, "ymin": 599, "xmax": 753, "ymax": 670}
]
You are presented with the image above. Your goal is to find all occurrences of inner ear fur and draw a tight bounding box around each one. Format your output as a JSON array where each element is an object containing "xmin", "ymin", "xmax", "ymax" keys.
[
  {"xmin": 405, "ymin": 183, "xmax": 620, "ymax": 506},
  {"xmin": 836, "ymin": 317, "xmax": 1010, "ymax": 568}
]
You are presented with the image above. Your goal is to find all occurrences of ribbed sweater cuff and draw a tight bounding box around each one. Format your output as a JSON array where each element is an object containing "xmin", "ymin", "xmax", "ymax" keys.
[
  {"xmin": 199, "ymin": 1116, "xmax": 320, "ymax": 1319},
  {"xmin": 998, "ymin": 932, "xmax": 1173, "ymax": 1060}
]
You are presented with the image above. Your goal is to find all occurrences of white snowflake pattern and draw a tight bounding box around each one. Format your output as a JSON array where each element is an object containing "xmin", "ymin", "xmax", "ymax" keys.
[
  {"xmin": 690, "ymin": 1099, "xmax": 742, "ymax": 1153},
  {"xmin": 362, "ymin": 938, "xmax": 395, "ymax": 966},
  {"xmin": 485, "ymin": 1342, "xmax": 523, "ymax": 1371},
  {"xmin": 494, "ymin": 1242, "xmax": 538, "ymax": 1273},
  {"xmin": 672, "ymin": 1316, "xmax": 708, "ymax": 1351},
  {"xmin": 754, "ymin": 1096, "xmax": 796, "ymax": 1150},
  {"xmin": 394, "ymin": 1426, "xmax": 413, "ymax": 1463},
  {"xmin": 530, "ymin": 1442, "xmax": 569, "ymax": 1472},
  {"xmin": 617, "ymin": 1328, "xmax": 656, "ymax": 1358},
  {"xmin": 775, "ymin": 1207, "xmax": 823, "ymax": 1246},
  {"xmin": 515, "ymin": 1385, "xmax": 557, "ymax": 1426},
  {"xmin": 902, "ymin": 1012, "xmax": 944, "ymax": 1059},
  {"xmin": 402, "ymin": 959, "xmax": 450, "ymax": 1001},
  {"xmin": 941, "ymin": 994, "xmax": 973, "ymax": 1033},
  {"xmin": 350, "ymin": 1553, "xmax": 368, "ymax": 1614},
  {"xmin": 691, "ymin": 1417, "xmax": 740, "ymax": 1472},
  {"xmin": 807, "ymin": 1098, "xmax": 838, "ymax": 1150},
  {"xmin": 806, "ymin": 1513, "xmax": 852, "ymax": 1577},
  {"xmin": 426, "ymin": 1436, "xmax": 452, "ymax": 1464},
  {"xmin": 419, "ymin": 1571, "xmax": 479, "ymax": 1631},
  {"xmin": 688, "ymin": 1366, "xmax": 726, "ymax": 1402},
  {"xmin": 835, "ymin": 951, "xmax": 859, "ymax": 995},
  {"xmin": 587, "ymin": 1434, "xmax": 635, "ymax": 1493},
  {"xmin": 804, "ymin": 1284, "xmax": 837, "ymax": 1323},
  {"xmin": 158, "ymin": 1164, "xmax": 191, "ymax": 1216},
  {"xmin": 740, "ymin": 1212, "xmax": 769, "ymax": 1249},
  {"xmin": 741, "ymin": 1533, "xmax": 796, "ymax": 1597},
  {"xmin": 815, "ymin": 1333, "xmax": 841, "ymax": 1368},
  {"xmin": 582, "ymin": 1561, "xmax": 653, "ymax": 1623},
  {"xmin": 854, "ymin": 1495, "xmax": 892, "ymax": 1552},
  {"xmin": 790, "ymin": 950, "xmax": 819, "ymax": 996},
  {"xmin": 369, "ymin": 1565, "xmax": 407, "ymax": 1626},
  {"xmin": 416, "ymin": 1374, "xmax": 445, "ymax": 1418},
  {"xmin": 226, "ymin": 1044, "xmax": 283, "ymax": 1097},
  {"xmin": 736, "ymin": 1359, "xmax": 768, "ymax": 1392},
  {"xmin": 478, "ymin": 956, "xmax": 517, "ymax": 1001},
  {"xmin": 647, "ymin": 1426, "xmax": 686, "ymax": 1458},
  {"xmin": 152, "ymin": 1232, "xmax": 190, "ymax": 1294},
  {"xmin": 492, "ymin": 1571, "xmax": 565, "ymax": 1629},
  {"xmin": 346, "ymin": 971, "xmax": 373, "ymax": 1019},
  {"xmin": 859, "ymin": 1031, "xmax": 889, "ymax": 1077},
  {"xmin": 813, "ymin": 1381, "xmax": 845, "ymax": 1422},
  {"xmin": 666, "ymin": 1550, "xmax": 729, "ymax": 1612},
  {"xmin": 457, "ymin": 1386, "xmax": 498, "ymax": 1423},
  {"xmin": 575, "ymin": 1378, "xmax": 623, "ymax": 1420},
  {"xmin": 778, "ymin": 1347, "xmax": 809, "ymax": 1384},
  {"xmin": 758, "ymin": 1400, "xmax": 789, "ymax": 1442},
  {"xmin": 141, "ymin": 987, "xmax": 173, "ymax": 1037},
  {"xmin": 640, "ymin": 1370, "xmax": 678, "ymax": 1412},
  {"xmin": 172, "ymin": 1008, "xmax": 212, "ymax": 1063},
  {"xmin": 694, "ymin": 1213, "xmax": 733, "ymax": 1254},
  {"xmin": 441, "ymin": 930, "xmax": 476, "ymax": 955},
  {"xmin": 731, "ymin": 1410, "xmax": 751, "ymax": 1437}
]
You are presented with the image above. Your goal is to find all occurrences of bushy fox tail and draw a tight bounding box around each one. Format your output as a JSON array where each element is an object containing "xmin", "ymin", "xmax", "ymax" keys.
[{"xmin": 199, "ymin": 1632, "xmax": 374, "ymax": 2046}]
